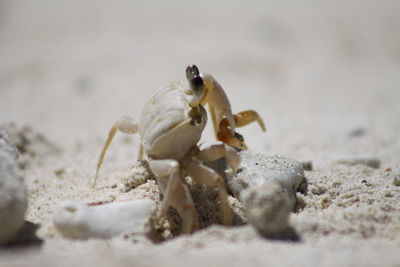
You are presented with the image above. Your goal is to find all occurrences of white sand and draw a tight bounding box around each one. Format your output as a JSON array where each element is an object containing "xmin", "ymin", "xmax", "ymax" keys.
[{"xmin": 1, "ymin": 0, "xmax": 400, "ymax": 266}]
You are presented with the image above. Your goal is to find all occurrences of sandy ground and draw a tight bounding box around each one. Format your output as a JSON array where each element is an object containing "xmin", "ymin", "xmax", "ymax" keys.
[{"xmin": 1, "ymin": 0, "xmax": 400, "ymax": 266}]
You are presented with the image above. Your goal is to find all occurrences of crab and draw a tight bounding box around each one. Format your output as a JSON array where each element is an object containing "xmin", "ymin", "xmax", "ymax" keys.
[{"xmin": 94, "ymin": 64, "xmax": 265, "ymax": 234}]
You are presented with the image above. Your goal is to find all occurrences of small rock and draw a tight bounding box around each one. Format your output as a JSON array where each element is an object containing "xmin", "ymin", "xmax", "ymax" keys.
[
  {"xmin": 0, "ymin": 129, "xmax": 28, "ymax": 245},
  {"xmin": 228, "ymin": 151, "xmax": 306, "ymax": 237},
  {"xmin": 301, "ymin": 160, "xmax": 313, "ymax": 171},
  {"xmin": 240, "ymin": 182, "xmax": 292, "ymax": 235},
  {"xmin": 311, "ymin": 185, "xmax": 327, "ymax": 195},
  {"xmin": 331, "ymin": 155, "xmax": 380, "ymax": 169},
  {"xmin": 53, "ymin": 199, "xmax": 155, "ymax": 240},
  {"xmin": 392, "ymin": 175, "xmax": 400, "ymax": 187},
  {"xmin": 384, "ymin": 191, "xmax": 393, "ymax": 198},
  {"xmin": 348, "ymin": 128, "xmax": 366, "ymax": 137},
  {"xmin": 54, "ymin": 168, "xmax": 66, "ymax": 177},
  {"xmin": 229, "ymin": 151, "xmax": 306, "ymax": 209}
]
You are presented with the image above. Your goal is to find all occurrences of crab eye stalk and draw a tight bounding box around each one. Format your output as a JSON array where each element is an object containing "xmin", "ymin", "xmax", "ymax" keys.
[
  {"xmin": 191, "ymin": 75, "xmax": 204, "ymax": 91},
  {"xmin": 186, "ymin": 65, "xmax": 205, "ymax": 107},
  {"xmin": 188, "ymin": 75, "xmax": 205, "ymax": 107},
  {"xmin": 186, "ymin": 64, "xmax": 200, "ymax": 82}
]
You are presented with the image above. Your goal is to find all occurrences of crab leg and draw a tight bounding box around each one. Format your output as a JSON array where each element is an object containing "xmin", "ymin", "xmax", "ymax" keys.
[
  {"xmin": 149, "ymin": 159, "xmax": 198, "ymax": 234},
  {"xmin": 232, "ymin": 110, "xmax": 266, "ymax": 131},
  {"xmin": 94, "ymin": 116, "xmax": 139, "ymax": 187},
  {"xmin": 185, "ymin": 160, "xmax": 233, "ymax": 226},
  {"xmin": 137, "ymin": 143, "xmax": 144, "ymax": 161},
  {"xmin": 148, "ymin": 160, "xmax": 180, "ymax": 216}
]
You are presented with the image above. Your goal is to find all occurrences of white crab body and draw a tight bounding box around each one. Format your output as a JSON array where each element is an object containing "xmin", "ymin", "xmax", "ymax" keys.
[
  {"xmin": 139, "ymin": 81, "xmax": 207, "ymax": 160},
  {"xmin": 95, "ymin": 64, "xmax": 264, "ymax": 233}
]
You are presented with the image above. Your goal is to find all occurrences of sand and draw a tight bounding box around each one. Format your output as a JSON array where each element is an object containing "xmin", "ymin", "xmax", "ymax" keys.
[{"xmin": 1, "ymin": 0, "xmax": 400, "ymax": 266}]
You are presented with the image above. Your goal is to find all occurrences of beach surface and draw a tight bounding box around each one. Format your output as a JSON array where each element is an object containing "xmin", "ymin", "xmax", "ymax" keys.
[{"xmin": 1, "ymin": 1, "xmax": 400, "ymax": 266}]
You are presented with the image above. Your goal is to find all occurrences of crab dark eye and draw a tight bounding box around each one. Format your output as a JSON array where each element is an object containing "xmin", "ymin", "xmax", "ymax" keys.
[
  {"xmin": 191, "ymin": 75, "xmax": 203, "ymax": 88},
  {"xmin": 186, "ymin": 64, "xmax": 200, "ymax": 82}
]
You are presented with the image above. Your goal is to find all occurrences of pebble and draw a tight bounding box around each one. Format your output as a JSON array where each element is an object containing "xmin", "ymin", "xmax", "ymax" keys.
[
  {"xmin": 301, "ymin": 160, "xmax": 313, "ymax": 171},
  {"xmin": 392, "ymin": 175, "xmax": 400, "ymax": 187},
  {"xmin": 311, "ymin": 185, "xmax": 327, "ymax": 195},
  {"xmin": 228, "ymin": 151, "xmax": 307, "ymax": 236},
  {"xmin": 331, "ymin": 155, "xmax": 380, "ymax": 169},
  {"xmin": 0, "ymin": 129, "xmax": 28, "ymax": 245},
  {"xmin": 348, "ymin": 127, "xmax": 366, "ymax": 137},
  {"xmin": 229, "ymin": 151, "xmax": 306, "ymax": 208},
  {"xmin": 53, "ymin": 199, "xmax": 155, "ymax": 240},
  {"xmin": 240, "ymin": 182, "xmax": 292, "ymax": 235}
]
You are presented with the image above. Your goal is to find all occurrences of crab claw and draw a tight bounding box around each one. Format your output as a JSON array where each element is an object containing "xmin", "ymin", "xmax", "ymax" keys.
[
  {"xmin": 200, "ymin": 73, "xmax": 266, "ymax": 151},
  {"xmin": 217, "ymin": 130, "xmax": 248, "ymax": 151},
  {"xmin": 201, "ymin": 73, "xmax": 236, "ymax": 137}
]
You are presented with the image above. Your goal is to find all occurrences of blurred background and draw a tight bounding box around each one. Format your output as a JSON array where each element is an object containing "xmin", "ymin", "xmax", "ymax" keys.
[{"xmin": 1, "ymin": 0, "xmax": 399, "ymax": 163}]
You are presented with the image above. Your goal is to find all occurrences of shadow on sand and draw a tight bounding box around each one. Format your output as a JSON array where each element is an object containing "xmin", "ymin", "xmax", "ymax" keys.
[{"xmin": 2, "ymin": 221, "xmax": 43, "ymax": 249}]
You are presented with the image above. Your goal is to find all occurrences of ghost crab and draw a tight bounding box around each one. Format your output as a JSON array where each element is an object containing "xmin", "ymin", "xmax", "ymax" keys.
[{"xmin": 94, "ymin": 64, "xmax": 265, "ymax": 233}]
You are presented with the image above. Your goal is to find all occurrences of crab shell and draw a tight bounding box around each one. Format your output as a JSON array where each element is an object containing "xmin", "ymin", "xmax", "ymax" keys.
[{"xmin": 139, "ymin": 81, "xmax": 207, "ymax": 160}]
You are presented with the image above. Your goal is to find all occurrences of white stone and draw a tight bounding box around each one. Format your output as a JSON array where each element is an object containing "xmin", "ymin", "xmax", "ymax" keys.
[
  {"xmin": 229, "ymin": 151, "xmax": 306, "ymax": 209},
  {"xmin": 240, "ymin": 182, "xmax": 292, "ymax": 234},
  {"xmin": 53, "ymin": 199, "xmax": 155, "ymax": 240},
  {"xmin": 0, "ymin": 129, "xmax": 28, "ymax": 245},
  {"xmin": 228, "ymin": 151, "xmax": 307, "ymax": 236}
]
